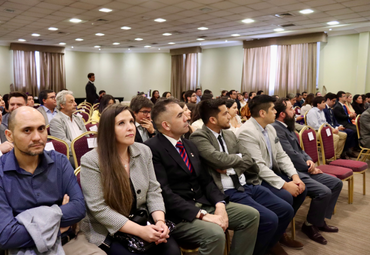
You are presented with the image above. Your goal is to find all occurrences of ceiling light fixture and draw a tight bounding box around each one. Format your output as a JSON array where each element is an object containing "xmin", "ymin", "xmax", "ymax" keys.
[
  {"xmin": 327, "ymin": 21, "xmax": 339, "ymax": 25},
  {"xmin": 32, "ymin": 33, "xmax": 40, "ymax": 36},
  {"xmin": 59, "ymin": 42, "xmax": 66, "ymax": 45},
  {"xmin": 231, "ymin": 34, "xmax": 240, "ymax": 36},
  {"xmin": 121, "ymin": 26, "xmax": 131, "ymax": 30},
  {"xmin": 154, "ymin": 18, "xmax": 166, "ymax": 22},
  {"xmin": 18, "ymin": 39, "xmax": 26, "ymax": 42},
  {"xmin": 242, "ymin": 19, "xmax": 254, "ymax": 24},
  {"xmin": 144, "ymin": 45, "xmax": 151, "ymax": 48},
  {"xmin": 225, "ymin": 40, "xmax": 228, "ymax": 42},
  {"xmin": 128, "ymin": 48, "xmax": 131, "ymax": 50},
  {"xmin": 69, "ymin": 18, "xmax": 82, "ymax": 23},
  {"xmin": 94, "ymin": 45, "xmax": 101, "ymax": 48},
  {"xmin": 113, "ymin": 42, "xmax": 120, "ymax": 45},
  {"xmin": 299, "ymin": 9, "xmax": 314, "ymax": 14},
  {"xmin": 75, "ymin": 38, "xmax": 83, "ymax": 41},
  {"xmin": 329, "ymin": 28, "xmax": 332, "ymax": 31},
  {"xmin": 95, "ymin": 33, "xmax": 104, "ymax": 36},
  {"xmin": 198, "ymin": 27, "xmax": 208, "ymax": 30},
  {"xmin": 48, "ymin": 27, "xmax": 58, "ymax": 31},
  {"xmin": 99, "ymin": 48, "xmax": 101, "ymax": 50},
  {"xmin": 135, "ymin": 38, "xmax": 143, "ymax": 41},
  {"xmin": 168, "ymin": 42, "xmax": 175, "ymax": 44},
  {"xmin": 197, "ymin": 38, "xmax": 205, "ymax": 41},
  {"xmin": 99, "ymin": 8, "xmax": 112, "ymax": 12},
  {"xmin": 163, "ymin": 33, "xmax": 172, "ymax": 36},
  {"xmin": 158, "ymin": 48, "xmax": 160, "ymax": 50},
  {"xmin": 274, "ymin": 28, "xmax": 284, "ymax": 32}
]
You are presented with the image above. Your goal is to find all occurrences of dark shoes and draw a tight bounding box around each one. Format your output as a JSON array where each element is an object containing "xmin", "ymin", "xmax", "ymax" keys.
[
  {"xmin": 279, "ymin": 233, "xmax": 304, "ymax": 250},
  {"xmin": 269, "ymin": 243, "xmax": 288, "ymax": 255},
  {"xmin": 301, "ymin": 224, "xmax": 327, "ymax": 245},
  {"xmin": 318, "ymin": 221, "xmax": 339, "ymax": 232}
]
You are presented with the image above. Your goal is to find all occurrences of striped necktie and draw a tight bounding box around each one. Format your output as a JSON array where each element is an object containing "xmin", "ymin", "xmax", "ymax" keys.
[{"xmin": 176, "ymin": 141, "xmax": 193, "ymax": 173}]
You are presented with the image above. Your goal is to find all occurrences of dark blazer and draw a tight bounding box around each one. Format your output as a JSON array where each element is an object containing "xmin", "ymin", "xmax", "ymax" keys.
[
  {"xmin": 134, "ymin": 125, "xmax": 156, "ymax": 143},
  {"xmin": 145, "ymin": 133, "xmax": 228, "ymax": 224},
  {"xmin": 323, "ymin": 105, "xmax": 340, "ymax": 128},
  {"xmin": 85, "ymin": 81, "xmax": 98, "ymax": 105},
  {"xmin": 333, "ymin": 103, "xmax": 356, "ymax": 129},
  {"xmin": 271, "ymin": 121, "xmax": 311, "ymax": 172},
  {"xmin": 360, "ymin": 108, "xmax": 370, "ymax": 148}
]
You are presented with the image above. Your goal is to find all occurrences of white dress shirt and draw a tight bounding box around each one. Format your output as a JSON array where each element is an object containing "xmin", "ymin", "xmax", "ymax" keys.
[
  {"xmin": 306, "ymin": 107, "xmax": 327, "ymax": 130},
  {"xmin": 60, "ymin": 112, "xmax": 83, "ymax": 140},
  {"xmin": 135, "ymin": 122, "xmax": 149, "ymax": 142}
]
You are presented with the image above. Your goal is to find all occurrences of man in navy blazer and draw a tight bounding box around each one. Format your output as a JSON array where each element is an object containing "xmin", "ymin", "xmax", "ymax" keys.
[{"xmin": 332, "ymin": 91, "xmax": 357, "ymax": 132}]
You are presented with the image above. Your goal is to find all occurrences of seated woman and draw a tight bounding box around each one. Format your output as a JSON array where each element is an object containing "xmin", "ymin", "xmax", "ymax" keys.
[
  {"xmin": 237, "ymin": 93, "xmax": 246, "ymax": 109},
  {"xmin": 91, "ymin": 94, "xmax": 114, "ymax": 122},
  {"xmin": 226, "ymin": 99, "xmax": 242, "ymax": 134},
  {"xmin": 162, "ymin": 91, "xmax": 171, "ymax": 98},
  {"xmin": 300, "ymin": 93, "xmax": 314, "ymax": 116},
  {"xmin": 179, "ymin": 101, "xmax": 195, "ymax": 139},
  {"xmin": 150, "ymin": 90, "xmax": 160, "ymax": 104},
  {"xmin": 352, "ymin": 94, "xmax": 366, "ymax": 115},
  {"xmin": 80, "ymin": 104, "xmax": 180, "ymax": 255},
  {"xmin": 345, "ymin": 92, "xmax": 357, "ymax": 124}
]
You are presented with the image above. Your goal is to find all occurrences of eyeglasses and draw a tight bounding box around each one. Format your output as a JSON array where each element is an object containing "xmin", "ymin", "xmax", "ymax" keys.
[{"xmin": 139, "ymin": 110, "xmax": 151, "ymax": 115}]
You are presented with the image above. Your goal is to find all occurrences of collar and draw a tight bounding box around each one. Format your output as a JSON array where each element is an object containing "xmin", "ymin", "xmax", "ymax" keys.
[
  {"xmin": 3, "ymin": 149, "xmax": 54, "ymax": 173},
  {"xmin": 60, "ymin": 111, "xmax": 73, "ymax": 120},
  {"xmin": 162, "ymin": 134, "xmax": 181, "ymax": 148},
  {"xmin": 339, "ymin": 102, "xmax": 345, "ymax": 107},
  {"xmin": 128, "ymin": 143, "xmax": 141, "ymax": 158},
  {"xmin": 313, "ymin": 107, "xmax": 322, "ymax": 113},
  {"xmin": 42, "ymin": 105, "xmax": 58, "ymax": 113},
  {"xmin": 276, "ymin": 120, "xmax": 287, "ymax": 128},
  {"xmin": 251, "ymin": 117, "xmax": 266, "ymax": 133},
  {"xmin": 135, "ymin": 122, "xmax": 141, "ymax": 128},
  {"xmin": 206, "ymin": 126, "xmax": 223, "ymax": 139}
]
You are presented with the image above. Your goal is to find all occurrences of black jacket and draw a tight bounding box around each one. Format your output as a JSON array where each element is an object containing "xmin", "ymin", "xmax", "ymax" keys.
[{"xmin": 85, "ymin": 81, "xmax": 98, "ymax": 105}]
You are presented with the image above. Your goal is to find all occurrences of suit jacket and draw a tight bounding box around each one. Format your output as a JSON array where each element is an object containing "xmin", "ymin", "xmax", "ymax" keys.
[
  {"xmin": 271, "ymin": 121, "xmax": 311, "ymax": 172},
  {"xmin": 189, "ymin": 125, "xmax": 259, "ymax": 192},
  {"xmin": 360, "ymin": 107, "xmax": 370, "ymax": 148},
  {"xmin": 85, "ymin": 81, "xmax": 98, "ymax": 106},
  {"xmin": 0, "ymin": 124, "xmax": 6, "ymax": 143},
  {"xmin": 333, "ymin": 103, "xmax": 355, "ymax": 129},
  {"xmin": 49, "ymin": 112, "xmax": 87, "ymax": 154},
  {"xmin": 37, "ymin": 106, "xmax": 58, "ymax": 126},
  {"xmin": 236, "ymin": 118, "xmax": 298, "ymax": 189},
  {"xmin": 80, "ymin": 143, "xmax": 165, "ymax": 246},
  {"xmin": 134, "ymin": 125, "xmax": 156, "ymax": 143},
  {"xmin": 145, "ymin": 133, "xmax": 228, "ymax": 224},
  {"xmin": 323, "ymin": 105, "xmax": 340, "ymax": 128}
]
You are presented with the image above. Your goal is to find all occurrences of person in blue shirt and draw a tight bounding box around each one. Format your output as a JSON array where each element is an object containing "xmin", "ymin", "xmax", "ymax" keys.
[{"xmin": 0, "ymin": 106, "xmax": 87, "ymax": 252}]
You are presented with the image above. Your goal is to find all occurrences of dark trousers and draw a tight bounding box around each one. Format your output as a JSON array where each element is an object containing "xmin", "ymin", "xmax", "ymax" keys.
[
  {"xmin": 261, "ymin": 175, "xmax": 307, "ymax": 215},
  {"xmin": 341, "ymin": 129, "xmax": 357, "ymax": 151},
  {"xmin": 225, "ymin": 184, "xmax": 294, "ymax": 255},
  {"xmin": 99, "ymin": 236, "xmax": 180, "ymax": 255},
  {"xmin": 298, "ymin": 172, "xmax": 343, "ymax": 227}
]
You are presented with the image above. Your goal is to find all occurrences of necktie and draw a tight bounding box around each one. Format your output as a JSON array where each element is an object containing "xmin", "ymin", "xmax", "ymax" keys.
[
  {"xmin": 217, "ymin": 135, "xmax": 226, "ymax": 152},
  {"xmin": 176, "ymin": 141, "xmax": 193, "ymax": 173},
  {"xmin": 342, "ymin": 105, "xmax": 351, "ymax": 123}
]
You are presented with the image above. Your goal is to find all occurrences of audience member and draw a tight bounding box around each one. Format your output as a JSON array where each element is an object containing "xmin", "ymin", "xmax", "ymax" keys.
[
  {"xmin": 91, "ymin": 94, "xmax": 115, "ymax": 122},
  {"xmin": 195, "ymin": 88, "xmax": 202, "ymax": 103},
  {"xmin": 96, "ymin": 90, "xmax": 106, "ymax": 104},
  {"xmin": 238, "ymin": 93, "xmax": 246, "ymax": 109},
  {"xmin": 180, "ymin": 91, "xmax": 186, "ymax": 102},
  {"xmin": 225, "ymin": 99, "xmax": 242, "ymax": 134},
  {"xmin": 352, "ymin": 94, "xmax": 366, "ymax": 115},
  {"xmin": 150, "ymin": 90, "xmax": 160, "ymax": 104},
  {"xmin": 307, "ymin": 96, "xmax": 346, "ymax": 159},
  {"xmin": 2, "ymin": 91, "xmax": 27, "ymax": 128},
  {"xmin": 300, "ymin": 93, "xmax": 314, "ymax": 116},
  {"xmin": 364, "ymin": 93, "xmax": 370, "ymax": 109},
  {"xmin": 240, "ymin": 91, "xmax": 256, "ymax": 120},
  {"xmin": 287, "ymin": 93, "xmax": 304, "ymax": 124},
  {"xmin": 80, "ymin": 104, "xmax": 180, "ymax": 255},
  {"xmin": 221, "ymin": 90, "xmax": 228, "ymax": 97},
  {"xmin": 162, "ymin": 91, "xmax": 171, "ymax": 98},
  {"xmin": 315, "ymin": 92, "xmax": 322, "ymax": 96},
  {"xmin": 294, "ymin": 93, "xmax": 303, "ymax": 108},
  {"xmin": 137, "ymin": 92, "xmax": 146, "ymax": 97},
  {"xmin": 86, "ymin": 73, "xmax": 98, "ymax": 105},
  {"xmin": 243, "ymin": 91, "xmax": 249, "ymax": 102},
  {"xmin": 190, "ymin": 99, "xmax": 294, "ymax": 255},
  {"xmin": 178, "ymin": 101, "xmax": 195, "ymax": 139},
  {"xmin": 333, "ymin": 91, "xmax": 357, "ymax": 132},
  {"xmin": 301, "ymin": 91, "xmax": 307, "ymax": 105},
  {"xmin": 360, "ymin": 106, "xmax": 370, "ymax": 148},
  {"xmin": 0, "ymin": 111, "xmax": 13, "ymax": 155},
  {"xmin": 190, "ymin": 104, "xmax": 204, "ymax": 130},
  {"xmin": 145, "ymin": 98, "xmax": 259, "ymax": 255},
  {"xmin": 272, "ymin": 99, "xmax": 342, "ymax": 245},
  {"xmin": 185, "ymin": 90, "xmax": 197, "ymax": 112},
  {"xmin": 257, "ymin": 90, "xmax": 264, "ymax": 95},
  {"xmin": 26, "ymin": 94, "xmax": 35, "ymax": 107},
  {"xmin": 2, "ymin": 94, "xmax": 9, "ymax": 115},
  {"xmin": 236, "ymin": 95, "xmax": 307, "ymax": 250},
  {"xmin": 204, "ymin": 89, "xmax": 212, "ymax": 95},
  {"xmin": 0, "ymin": 95, "xmax": 4, "ymax": 112},
  {"xmin": 38, "ymin": 90, "xmax": 58, "ymax": 125},
  {"xmin": 345, "ymin": 92, "xmax": 357, "ymax": 124},
  {"xmin": 130, "ymin": 95, "xmax": 155, "ymax": 143}
]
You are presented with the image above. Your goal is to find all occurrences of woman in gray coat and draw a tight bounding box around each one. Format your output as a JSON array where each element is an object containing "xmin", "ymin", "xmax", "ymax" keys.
[{"xmin": 80, "ymin": 104, "xmax": 180, "ymax": 255}]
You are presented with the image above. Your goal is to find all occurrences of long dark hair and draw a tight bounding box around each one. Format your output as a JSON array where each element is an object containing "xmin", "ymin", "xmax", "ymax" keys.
[
  {"xmin": 99, "ymin": 94, "xmax": 115, "ymax": 114},
  {"xmin": 303, "ymin": 93, "xmax": 314, "ymax": 106},
  {"xmin": 97, "ymin": 104, "xmax": 135, "ymax": 217}
]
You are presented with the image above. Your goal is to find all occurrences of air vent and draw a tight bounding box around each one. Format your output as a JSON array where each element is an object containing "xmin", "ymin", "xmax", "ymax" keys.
[
  {"xmin": 198, "ymin": 35, "xmax": 207, "ymax": 38},
  {"xmin": 151, "ymin": 43, "xmax": 158, "ymax": 45},
  {"xmin": 199, "ymin": 7, "xmax": 212, "ymax": 12},
  {"xmin": 275, "ymin": 13, "xmax": 293, "ymax": 18},
  {"xmin": 36, "ymin": 39, "xmax": 46, "ymax": 41},
  {"xmin": 96, "ymin": 19, "xmax": 108, "ymax": 22},
  {"xmin": 280, "ymin": 24, "xmax": 296, "ymax": 28},
  {"xmin": 5, "ymin": 8, "xmax": 15, "ymax": 13},
  {"xmin": 128, "ymin": 46, "xmax": 135, "ymax": 48},
  {"xmin": 57, "ymin": 31, "xmax": 68, "ymax": 35},
  {"xmin": 172, "ymin": 31, "xmax": 184, "ymax": 35}
]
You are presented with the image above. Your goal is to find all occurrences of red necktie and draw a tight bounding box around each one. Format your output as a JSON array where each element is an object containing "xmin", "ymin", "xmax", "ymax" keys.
[{"xmin": 176, "ymin": 141, "xmax": 193, "ymax": 173}]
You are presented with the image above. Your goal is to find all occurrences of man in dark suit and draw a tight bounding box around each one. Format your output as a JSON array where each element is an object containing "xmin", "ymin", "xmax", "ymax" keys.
[
  {"xmin": 85, "ymin": 73, "xmax": 98, "ymax": 105},
  {"xmin": 333, "ymin": 91, "xmax": 357, "ymax": 132},
  {"xmin": 272, "ymin": 98, "xmax": 342, "ymax": 245},
  {"xmin": 130, "ymin": 95, "xmax": 156, "ymax": 143},
  {"xmin": 324, "ymin": 93, "xmax": 357, "ymax": 158},
  {"xmin": 145, "ymin": 98, "xmax": 259, "ymax": 255},
  {"xmin": 360, "ymin": 107, "xmax": 370, "ymax": 148},
  {"xmin": 190, "ymin": 99, "xmax": 294, "ymax": 255}
]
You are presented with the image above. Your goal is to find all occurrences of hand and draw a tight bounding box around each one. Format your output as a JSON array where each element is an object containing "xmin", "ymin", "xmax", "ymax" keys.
[
  {"xmin": 311, "ymin": 168, "xmax": 323, "ymax": 175},
  {"xmin": 216, "ymin": 169, "xmax": 227, "ymax": 174},
  {"xmin": 306, "ymin": 160, "xmax": 315, "ymax": 173},
  {"xmin": 338, "ymin": 126, "xmax": 345, "ymax": 131},
  {"xmin": 282, "ymin": 181, "xmax": 300, "ymax": 197},
  {"xmin": 202, "ymin": 213, "xmax": 228, "ymax": 232},
  {"xmin": 0, "ymin": 141, "xmax": 13, "ymax": 153},
  {"xmin": 60, "ymin": 194, "xmax": 70, "ymax": 233},
  {"xmin": 292, "ymin": 178, "xmax": 305, "ymax": 194},
  {"xmin": 141, "ymin": 119, "xmax": 155, "ymax": 134},
  {"xmin": 296, "ymin": 116, "xmax": 304, "ymax": 121},
  {"xmin": 332, "ymin": 128, "xmax": 339, "ymax": 134},
  {"xmin": 154, "ymin": 221, "xmax": 170, "ymax": 245},
  {"xmin": 214, "ymin": 203, "xmax": 229, "ymax": 231},
  {"xmin": 350, "ymin": 112, "xmax": 356, "ymax": 118},
  {"xmin": 139, "ymin": 225, "xmax": 162, "ymax": 243}
]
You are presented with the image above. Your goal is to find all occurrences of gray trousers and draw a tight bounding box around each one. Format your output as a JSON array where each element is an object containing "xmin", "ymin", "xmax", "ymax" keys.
[
  {"xmin": 298, "ymin": 172, "xmax": 343, "ymax": 227},
  {"xmin": 172, "ymin": 202, "xmax": 259, "ymax": 255}
]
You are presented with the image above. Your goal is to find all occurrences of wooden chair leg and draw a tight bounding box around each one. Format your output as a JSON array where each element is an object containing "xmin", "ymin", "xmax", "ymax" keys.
[
  {"xmin": 347, "ymin": 178, "xmax": 351, "ymax": 204},
  {"xmin": 291, "ymin": 218, "xmax": 296, "ymax": 240},
  {"xmin": 363, "ymin": 172, "xmax": 366, "ymax": 195},
  {"xmin": 224, "ymin": 231, "xmax": 231, "ymax": 255},
  {"xmin": 351, "ymin": 177, "xmax": 354, "ymax": 204}
]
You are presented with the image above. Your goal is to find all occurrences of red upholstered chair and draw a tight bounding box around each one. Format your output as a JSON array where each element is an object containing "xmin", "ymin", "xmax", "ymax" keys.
[
  {"xmin": 295, "ymin": 131, "xmax": 300, "ymax": 144},
  {"xmin": 318, "ymin": 123, "xmax": 367, "ymax": 195},
  {"xmin": 71, "ymin": 131, "xmax": 98, "ymax": 168},
  {"xmin": 93, "ymin": 103, "xmax": 100, "ymax": 110},
  {"xmin": 300, "ymin": 125, "xmax": 354, "ymax": 204},
  {"xmin": 355, "ymin": 115, "xmax": 370, "ymax": 162},
  {"xmin": 74, "ymin": 166, "xmax": 81, "ymax": 188},
  {"xmin": 73, "ymin": 110, "xmax": 90, "ymax": 123},
  {"xmin": 85, "ymin": 122, "xmax": 99, "ymax": 132},
  {"xmin": 294, "ymin": 106, "xmax": 301, "ymax": 115},
  {"xmin": 46, "ymin": 136, "xmax": 69, "ymax": 157}
]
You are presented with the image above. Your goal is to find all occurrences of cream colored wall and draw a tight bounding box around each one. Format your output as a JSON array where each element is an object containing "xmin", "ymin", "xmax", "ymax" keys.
[{"xmin": 0, "ymin": 46, "xmax": 13, "ymax": 94}]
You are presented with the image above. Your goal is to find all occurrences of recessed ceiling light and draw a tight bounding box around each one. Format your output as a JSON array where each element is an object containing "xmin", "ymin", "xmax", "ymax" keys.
[
  {"xmin": 95, "ymin": 33, "xmax": 104, "ymax": 36},
  {"xmin": 135, "ymin": 38, "xmax": 143, "ymax": 41},
  {"xmin": 32, "ymin": 33, "xmax": 40, "ymax": 37},
  {"xmin": 198, "ymin": 27, "xmax": 208, "ymax": 30},
  {"xmin": 94, "ymin": 45, "xmax": 101, "ymax": 48},
  {"xmin": 59, "ymin": 42, "xmax": 66, "ymax": 45},
  {"xmin": 99, "ymin": 48, "xmax": 101, "ymax": 50},
  {"xmin": 327, "ymin": 21, "xmax": 339, "ymax": 25},
  {"xmin": 168, "ymin": 42, "xmax": 175, "ymax": 44},
  {"xmin": 274, "ymin": 28, "xmax": 284, "ymax": 32},
  {"xmin": 163, "ymin": 33, "xmax": 172, "ymax": 36},
  {"xmin": 158, "ymin": 48, "xmax": 160, "ymax": 50},
  {"xmin": 144, "ymin": 45, "xmax": 151, "ymax": 48},
  {"xmin": 199, "ymin": 43, "xmax": 202, "ymax": 45},
  {"xmin": 113, "ymin": 42, "xmax": 120, "ymax": 45},
  {"xmin": 329, "ymin": 28, "xmax": 332, "ymax": 31},
  {"xmin": 121, "ymin": 26, "xmax": 131, "ymax": 30},
  {"xmin": 71, "ymin": 46, "xmax": 74, "ymax": 48},
  {"xmin": 299, "ymin": 9, "xmax": 314, "ymax": 14},
  {"xmin": 197, "ymin": 38, "xmax": 205, "ymax": 41},
  {"xmin": 154, "ymin": 18, "xmax": 166, "ymax": 23},
  {"xmin": 18, "ymin": 39, "xmax": 26, "ymax": 42},
  {"xmin": 69, "ymin": 18, "xmax": 82, "ymax": 23},
  {"xmin": 225, "ymin": 40, "xmax": 228, "ymax": 42},
  {"xmin": 99, "ymin": 8, "xmax": 112, "ymax": 13},
  {"xmin": 75, "ymin": 38, "xmax": 83, "ymax": 41},
  {"xmin": 128, "ymin": 48, "xmax": 131, "ymax": 50},
  {"xmin": 48, "ymin": 27, "xmax": 58, "ymax": 31},
  {"xmin": 242, "ymin": 19, "xmax": 254, "ymax": 24},
  {"xmin": 231, "ymin": 34, "xmax": 240, "ymax": 36}
]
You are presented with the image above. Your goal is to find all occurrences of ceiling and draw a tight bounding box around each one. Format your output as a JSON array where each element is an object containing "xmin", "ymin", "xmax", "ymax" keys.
[{"xmin": 1, "ymin": 0, "xmax": 370, "ymax": 53}]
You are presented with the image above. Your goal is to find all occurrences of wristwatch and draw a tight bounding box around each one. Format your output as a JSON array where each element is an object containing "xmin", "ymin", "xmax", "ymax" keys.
[{"xmin": 199, "ymin": 209, "xmax": 208, "ymax": 220}]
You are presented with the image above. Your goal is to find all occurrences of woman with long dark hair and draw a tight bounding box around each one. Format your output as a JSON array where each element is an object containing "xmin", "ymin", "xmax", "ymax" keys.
[
  {"xmin": 352, "ymin": 94, "xmax": 365, "ymax": 115},
  {"xmin": 91, "ymin": 94, "xmax": 115, "ymax": 122},
  {"xmin": 80, "ymin": 104, "xmax": 180, "ymax": 255},
  {"xmin": 300, "ymin": 93, "xmax": 314, "ymax": 116},
  {"xmin": 150, "ymin": 90, "xmax": 160, "ymax": 104}
]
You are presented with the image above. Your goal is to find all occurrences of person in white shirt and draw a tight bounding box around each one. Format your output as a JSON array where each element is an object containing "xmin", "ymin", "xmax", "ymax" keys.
[{"xmin": 38, "ymin": 90, "xmax": 58, "ymax": 125}]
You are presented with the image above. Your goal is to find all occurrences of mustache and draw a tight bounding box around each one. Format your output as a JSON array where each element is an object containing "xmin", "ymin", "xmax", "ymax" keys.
[{"xmin": 28, "ymin": 142, "xmax": 45, "ymax": 148}]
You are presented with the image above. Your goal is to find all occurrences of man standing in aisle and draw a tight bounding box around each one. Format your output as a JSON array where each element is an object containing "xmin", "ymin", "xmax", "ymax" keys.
[{"xmin": 85, "ymin": 73, "xmax": 98, "ymax": 106}]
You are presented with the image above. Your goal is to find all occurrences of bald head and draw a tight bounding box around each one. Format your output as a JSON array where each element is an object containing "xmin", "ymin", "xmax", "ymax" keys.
[{"xmin": 8, "ymin": 106, "xmax": 45, "ymax": 132}]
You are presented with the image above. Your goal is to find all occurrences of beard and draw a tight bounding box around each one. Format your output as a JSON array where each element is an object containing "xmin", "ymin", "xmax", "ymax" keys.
[{"xmin": 284, "ymin": 115, "xmax": 296, "ymax": 132}]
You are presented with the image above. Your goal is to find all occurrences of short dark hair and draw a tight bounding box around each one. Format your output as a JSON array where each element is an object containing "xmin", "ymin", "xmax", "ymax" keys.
[
  {"xmin": 249, "ymin": 91, "xmax": 255, "ymax": 97},
  {"xmin": 204, "ymin": 89, "xmax": 212, "ymax": 94},
  {"xmin": 225, "ymin": 99, "xmax": 236, "ymax": 108},
  {"xmin": 274, "ymin": 98, "xmax": 288, "ymax": 119},
  {"xmin": 201, "ymin": 93, "xmax": 213, "ymax": 101},
  {"xmin": 243, "ymin": 92, "xmax": 248, "ymax": 96},
  {"xmin": 38, "ymin": 90, "xmax": 54, "ymax": 105},
  {"xmin": 337, "ymin": 91, "xmax": 346, "ymax": 99},
  {"xmin": 199, "ymin": 99, "xmax": 225, "ymax": 125},
  {"xmin": 9, "ymin": 91, "xmax": 27, "ymax": 104},
  {"xmin": 295, "ymin": 93, "xmax": 301, "ymax": 98},
  {"xmin": 151, "ymin": 98, "xmax": 180, "ymax": 131},
  {"xmin": 195, "ymin": 88, "xmax": 201, "ymax": 92},
  {"xmin": 99, "ymin": 90, "xmax": 106, "ymax": 95},
  {"xmin": 88, "ymin": 73, "xmax": 94, "ymax": 78},
  {"xmin": 99, "ymin": 94, "xmax": 115, "ymax": 113},
  {"xmin": 257, "ymin": 90, "xmax": 264, "ymax": 95},
  {"xmin": 249, "ymin": 95, "xmax": 275, "ymax": 118},
  {"xmin": 185, "ymin": 90, "xmax": 195, "ymax": 103},
  {"xmin": 366, "ymin": 92, "xmax": 370, "ymax": 98},
  {"xmin": 129, "ymin": 95, "xmax": 153, "ymax": 113},
  {"xmin": 3, "ymin": 94, "xmax": 9, "ymax": 110},
  {"xmin": 302, "ymin": 91, "xmax": 307, "ymax": 95},
  {"xmin": 324, "ymin": 92, "xmax": 336, "ymax": 101},
  {"xmin": 313, "ymin": 96, "xmax": 325, "ymax": 107},
  {"xmin": 162, "ymin": 91, "xmax": 171, "ymax": 97},
  {"xmin": 227, "ymin": 90, "xmax": 236, "ymax": 97}
]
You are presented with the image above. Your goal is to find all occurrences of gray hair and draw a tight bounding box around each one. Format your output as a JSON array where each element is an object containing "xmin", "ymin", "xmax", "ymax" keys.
[{"xmin": 56, "ymin": 90, "xmax": 73, "ymax": 110}]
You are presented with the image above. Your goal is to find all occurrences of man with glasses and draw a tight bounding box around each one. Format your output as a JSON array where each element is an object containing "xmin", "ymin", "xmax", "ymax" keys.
[
  {"xmin": 185, "ymin": 90, "xmax": 197, "ymax": 113},
  {"xmin": 130, "ymin": 95, "xmax": 156, "ymax": 143},
  {"xmin": 38, "ymin": 90, "xmax": 58, "ymax": 125}
]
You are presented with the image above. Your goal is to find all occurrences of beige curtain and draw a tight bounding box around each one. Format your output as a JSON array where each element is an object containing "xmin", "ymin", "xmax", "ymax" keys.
[
  {"xmin": 241, "ymin": 47, "xmax": 271, "ymax": 94},
  {"xmin": 39, "ymin": 52, "xmax": 66, "ymax": 92},
  {"xmin": 13, "ymin": 50, "xmax": 37, "ymax": 94},
  {"xmin": 274, "ymin": 43, "xmax": 317, "ymax": 97}
]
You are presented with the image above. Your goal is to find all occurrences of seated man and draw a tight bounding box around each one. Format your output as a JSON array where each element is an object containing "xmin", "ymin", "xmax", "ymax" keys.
[
  {"xmin": 307, "ymin": 96, "xmax": 347, "ymax": 159},
  {"xmin": 0, "ymin": 106, "xmax": 103, "ymax": 254},
  {"xmin": 38, "ymin": 90, "xmax": 58, "ymax": 125},
  {"xmin": 130, "ymin": 95, "xmax": 156, "ymax": 143},
  {"xmin": 360, "ymin": 106, "xmax": 370, "ymax": 148},
  {"xmin": 185, "ymin": 90, "xmax": 197, "ymax": 113},
  {"xmin": 324, "ymin": 93, "xmax": 357, "ymax": 158},
  {"xmin": 2, "ymin": 91, "xmax": 27, "ymax": 128},
  {"xmin": 272, "ymin": 99, "xmax": 343, "ymax": 245},
  {"xmin": 26, "ymin": 94, "xmax": 35, "ymax": 107},
  {"xmin": 50, "ymin": 90, "xmax": 87, "ymax": 166},
  {"xmin": 145, "ymin": 98, "xmax": 260, "ymax": 255},
  {"xmin": 190, "ymin": 99, "xmax": 294, "ymax": 255},
  {"xmin": 333, "ymin": 91, "xmax": 357, "ymax": 132}
]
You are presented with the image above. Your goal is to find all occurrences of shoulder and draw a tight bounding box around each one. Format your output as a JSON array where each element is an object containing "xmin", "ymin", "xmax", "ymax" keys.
[
  {"xmin": 131, "ymin": 142, "xmax": 152, "ymax": 157},
  {"xmin": 266, "ymin": 124, "xmax": 277, "ymax": 135},
  {"xmin": 222, "ymin": 129, "xmax": 237, "ymax": 141},
  {"xmin": 81, "ymin": 149, "xmax": 99, "ymax": 167},
  {"xmin": 44, "ymin": 150, "xmax": 70, "ymax": 168}
]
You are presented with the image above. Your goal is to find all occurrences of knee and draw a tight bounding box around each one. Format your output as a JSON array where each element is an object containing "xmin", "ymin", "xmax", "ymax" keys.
[
  {"xmin": 239, "ymin": 207, "xmax": 260, "ymax": 229},
  {"xmin": 318, "ymin": 186, "xmax": 332, "ymax": 200},
  {"xmin": 204, "ymin": 225, "xmax": 226, "ymax": 244},
  {"xmin": 260, "ymin": 211, "xmax": 279, "ymax": 232}
]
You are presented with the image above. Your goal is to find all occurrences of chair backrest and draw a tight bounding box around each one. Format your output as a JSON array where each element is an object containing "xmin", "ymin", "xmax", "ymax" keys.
[
  {"xmin": 74, "ymin": 166, "xmax": 81, "ymax": 187},
  {"xmin": 295, "ymin": 131, "xmax": 300, "ymax": 144},
  {"xmin": 318, "ymin": 123, "xmax": 335, "ymax": 164},
  {"xmin": 299, "ymin": 126, "xmax": 319, "ymax": 164},
  {"xmin": 46, "ymin": 136, "xmax": 69, "ymax": 157},
  {"xmin": 93, "ymin": 103, "xmax": 100, "ymax": 110},
  {"xmin": 294, "ymin": 106, "xmax": 301, "ymax": 115},
  {"xmin": 85, "ymin": 123, "xmax": 99, "ymax": 132},
  {"xmin": 71, "ymin": 131, "xmax": 98, "ymax": 167},
  {"xmin": 355, "ymin": 114, "xmax": 361, "ymax": 139},
  {"xmin": 304, "ymin": 111, "xmax": 309, "ymax": 125},
  {"xmin": 74, "ymin": 110, "xmax": 90, "ymax": 123}
]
